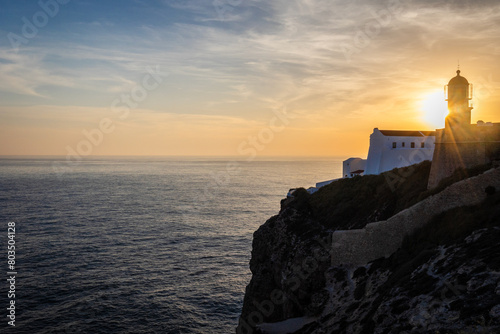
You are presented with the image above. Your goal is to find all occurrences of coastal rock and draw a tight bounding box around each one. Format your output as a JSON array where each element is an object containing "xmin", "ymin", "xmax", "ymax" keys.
[
  {"xmin": 238, "ymin": 164, "xmax": 500, "ymax": 333},
  {"xmin": 302, "ymin": 225, "xmax": 500, "ymax": 333},
  {"xmin": 238, "ymin": 188, "xmax": 333, "ymax": 330}
]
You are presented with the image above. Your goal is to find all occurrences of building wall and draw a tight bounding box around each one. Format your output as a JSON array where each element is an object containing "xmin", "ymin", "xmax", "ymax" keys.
[
  {"xmin": 427, "ymin": 124, "xmax": 500, "ymax": 189},
  {"xmin": 377, "ymin": 147, "xmax": 434, "ymax": 173},
  {"xmin": 343, "ymin": 158, "xmax": 367, "ymax": 178},
  {"xmin": 365, "ymin": 129, "xmax": 435, "ymax": 175}
]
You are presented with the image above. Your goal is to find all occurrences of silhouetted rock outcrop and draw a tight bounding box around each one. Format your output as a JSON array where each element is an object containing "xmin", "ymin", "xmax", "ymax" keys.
[{"xmin": 237, "ymin": 163, "xmax": 500, "ymax": 334}]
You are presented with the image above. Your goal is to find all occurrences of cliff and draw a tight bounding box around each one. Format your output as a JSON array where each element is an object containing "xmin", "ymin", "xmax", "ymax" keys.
[{"xmin": 237, "ymin": 162, "xmax": 500, "ymax": 334}]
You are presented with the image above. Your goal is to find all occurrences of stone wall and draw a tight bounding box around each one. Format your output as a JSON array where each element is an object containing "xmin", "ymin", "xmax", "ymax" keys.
[
  {"xmin": 330, "ymin": 167, "xmax": 500, "ymax": 266},
  {"xmin": 427, "ymin": 141, "xmax": 489, "ymax": 189},
  {"xmin": 427, "ymin": 123, "xmax": 500, "ymax": 189}
]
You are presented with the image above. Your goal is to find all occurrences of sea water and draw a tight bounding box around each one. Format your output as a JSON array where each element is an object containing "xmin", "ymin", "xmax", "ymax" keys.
[{"xmin": 0, "ymin": 157, "xmax": 342, "ymax": 333}]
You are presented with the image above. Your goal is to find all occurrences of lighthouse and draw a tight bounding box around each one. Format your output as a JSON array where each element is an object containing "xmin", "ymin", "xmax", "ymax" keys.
[
  {"xmin": 444, "ymin": 70, "xmax": 473, "ymax": 140},
  {"xmin": 428, "ymin": 69, "xmax": 500, "ymax": 189}
]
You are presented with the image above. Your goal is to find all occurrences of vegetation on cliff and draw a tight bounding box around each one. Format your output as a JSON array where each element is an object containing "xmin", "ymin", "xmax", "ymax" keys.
[
  {"xmin": 286, "ymin": 160, "xmax": 494, "ymax": 231},
  {"xmin": 308, "ymin": 161, "xmax": 432, "ymax": 230}
]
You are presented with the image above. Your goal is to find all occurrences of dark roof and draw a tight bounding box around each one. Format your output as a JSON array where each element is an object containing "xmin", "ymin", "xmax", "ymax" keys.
[
  {"xmin": 379, "ymin": 130, "xmax": 436, "ymax": 137},
  {"xmin": 448, "ymin": 70, "xmax": 469, "ymax": 86},
  {"xmin": 420, "ymin": 131, "xmax": 437, "ymax": 136}
]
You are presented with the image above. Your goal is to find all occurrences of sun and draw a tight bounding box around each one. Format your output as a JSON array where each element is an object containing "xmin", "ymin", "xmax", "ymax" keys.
[{"xmin": 419, "ymin": 90, "xmax": 449, "ymax": 129}]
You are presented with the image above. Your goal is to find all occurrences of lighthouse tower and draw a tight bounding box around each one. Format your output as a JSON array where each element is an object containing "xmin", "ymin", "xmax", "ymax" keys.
[
  {"xmin": 444, "ymin": 70, "xmax": 473, "ymax": 140},
  {"xmin": 428, "ymin": 69, "xmax": 500, "ymax": 189}
]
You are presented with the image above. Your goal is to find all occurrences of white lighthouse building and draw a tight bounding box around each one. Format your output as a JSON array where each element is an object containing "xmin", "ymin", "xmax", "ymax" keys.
[
  {"xmin": 364, "ymin": 128, "xmax": 436, "ymax": 175},
  {"xmin": 342, "ymin": 128, "xmax": 436, "ymax": 178}
]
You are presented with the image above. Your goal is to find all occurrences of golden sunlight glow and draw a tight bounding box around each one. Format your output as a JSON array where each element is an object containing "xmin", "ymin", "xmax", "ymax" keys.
[{"xmin": 419, "ymin": 90, "xmax": 449, "ymax": 129}]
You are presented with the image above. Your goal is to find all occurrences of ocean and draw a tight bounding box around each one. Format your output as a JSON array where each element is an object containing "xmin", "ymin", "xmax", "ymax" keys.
[{"xmin": 0, "ymin": 157, "xmax": 342, "ymax": 333}]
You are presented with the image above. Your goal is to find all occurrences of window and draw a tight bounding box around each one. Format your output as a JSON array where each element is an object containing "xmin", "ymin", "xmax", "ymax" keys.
[
  {"xmin": 411, "ymin": 142, "xmax": 415, "ymax": 148},
  {"xmin": 392, "ymin": 142, "xmax": 396, "ymax": 148},
  {"xmin": 402, "ymin": 142, "xmax": 405, "ymax": 148},
  {"xmin": 421, "ymin": 142, "xmax": 425, "ymax": 148}
]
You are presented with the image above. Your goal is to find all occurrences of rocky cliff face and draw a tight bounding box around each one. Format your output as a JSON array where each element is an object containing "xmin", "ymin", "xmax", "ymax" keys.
[
  {"xmin": 237, "ymin": 164, "xmax": 500, "ymax": 334},
  {"xmin": 238, "ymin": 189, "xmax": 333, "ymax": 330},
  {"xmin": 302, "ymin": 224, "xmax": 500, "ymax": 333}
]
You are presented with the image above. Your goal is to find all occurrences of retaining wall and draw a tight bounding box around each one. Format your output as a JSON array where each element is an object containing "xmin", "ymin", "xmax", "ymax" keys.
[{"xmin": 330, "ymin": 167, "xmax": 500, "ymax": 266}]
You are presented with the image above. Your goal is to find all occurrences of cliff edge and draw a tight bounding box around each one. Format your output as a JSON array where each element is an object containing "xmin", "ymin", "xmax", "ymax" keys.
[{"xmin": 237, "ymin": 162, "xmax": 500, "ymax": 334}]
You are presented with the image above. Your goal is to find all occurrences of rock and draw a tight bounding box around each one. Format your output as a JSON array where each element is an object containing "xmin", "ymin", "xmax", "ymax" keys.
[{"xmin": 237, "ymin": 165, "xmax": 500, "ymax": 334}]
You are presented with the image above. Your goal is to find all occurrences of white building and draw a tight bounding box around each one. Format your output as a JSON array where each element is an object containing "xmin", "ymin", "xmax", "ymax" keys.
[
  {"xmin": 342, "ymin": 157, "xmax": 367, "ymax": 178},
  {"xmin": 363, "ymin": 128, "xmax": 435, "ymax": 175},
  {"xmin": 290, "ymin": 128, "xmax": 436, "ymax": 197}
]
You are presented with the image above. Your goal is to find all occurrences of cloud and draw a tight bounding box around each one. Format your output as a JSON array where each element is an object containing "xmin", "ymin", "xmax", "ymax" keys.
[
  {"xmin": 0, "ymin": 49, "xmax": 76, "ymax": 97},
  {"xmin": 1, "ymin": 0, "xmax": 500, "ymax": 123}
]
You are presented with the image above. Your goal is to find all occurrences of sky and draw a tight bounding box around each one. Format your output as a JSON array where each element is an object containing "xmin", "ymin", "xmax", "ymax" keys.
[{"xmin": 0, "ymin": 0, "xmax": 499, "ymax": 157}]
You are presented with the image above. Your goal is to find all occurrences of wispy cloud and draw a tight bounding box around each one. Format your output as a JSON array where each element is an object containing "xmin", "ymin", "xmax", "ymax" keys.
[{"xmin": 0, "ymin": 49, "xmax": 75, "ymax": 97}]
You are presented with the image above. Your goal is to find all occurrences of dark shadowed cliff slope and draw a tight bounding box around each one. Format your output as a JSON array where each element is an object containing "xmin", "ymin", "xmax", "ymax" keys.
[{"xmin": 237, "ymin": 162, "xmax": 500, "ymax": 334}]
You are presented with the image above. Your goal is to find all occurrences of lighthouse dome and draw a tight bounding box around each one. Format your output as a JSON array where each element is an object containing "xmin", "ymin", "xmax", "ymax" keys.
[{"xmin": 448, "ymin": 70, "xmax": 469, "ymax": 86}]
